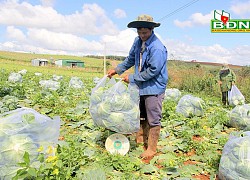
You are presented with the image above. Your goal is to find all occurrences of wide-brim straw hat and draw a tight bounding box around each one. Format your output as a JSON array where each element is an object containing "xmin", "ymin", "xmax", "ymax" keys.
[
  {"xmin": 127, "ymin": 14, "xmax": 160, "ymax": 28},
  {"xmin": 222, "ymin": 63, "xmax": 229, "ymax": 69}
]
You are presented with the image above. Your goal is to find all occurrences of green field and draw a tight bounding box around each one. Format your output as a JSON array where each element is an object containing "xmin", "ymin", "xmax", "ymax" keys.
[
  {"xmin": 0, "ymin": 50, "xmax": 250, "ymax": 180},
  {"xmin": 0, "ymin": 50, "xmax": 107, "ymax": 78}
]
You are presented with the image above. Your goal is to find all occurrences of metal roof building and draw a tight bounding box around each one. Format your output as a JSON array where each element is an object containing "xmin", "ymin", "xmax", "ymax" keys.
[
  {"xmin": 31, "ymin": 58, "xmax": 49, "ymax": 66},
  {"xmin": 55, "ymin": 59, "xmax": 84, "ymax": 68}
]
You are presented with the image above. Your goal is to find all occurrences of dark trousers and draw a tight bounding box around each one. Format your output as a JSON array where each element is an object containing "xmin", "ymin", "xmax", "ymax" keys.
[
  {"xmin": 222, "ymin": 91, "xmax": 229, "ymax": 105},
  {"xmin": 139, "ymin": 93, "xmax": 165, "ymax": 127}
]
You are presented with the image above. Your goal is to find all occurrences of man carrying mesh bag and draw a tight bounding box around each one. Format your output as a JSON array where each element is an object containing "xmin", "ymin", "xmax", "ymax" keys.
[
  {"xmin": 217, "ymin": 63, "xmax": 236, "ymax": 106},
  {"xmin": 107, "ymin": 14, "xmax": 168, "ymax": 159}
]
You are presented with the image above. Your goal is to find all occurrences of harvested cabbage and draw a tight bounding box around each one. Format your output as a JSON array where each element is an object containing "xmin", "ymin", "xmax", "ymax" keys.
[
  {"xmin": 89, "ymin": 76, "xmax": 140, "ymax": 134},
  {"xmin": 164, "ymin": 88, "xmax": 181, "ymax": 102},
  {"xmin": 8, "ymin": 72, "xmax": 22, "ymax": 83},
  {"xmin": 0, "ymin": 107, "xmax": 60, "ymax": 179},
  {"xmin": 229, "ymin": 104, "xmax": 250, "ymax": 130},
  {"xmin": 218, "ymin": 131, "xmax": 250, "ymax": 180},
  {"xmin": 228, "ymin": 85, "xmax": 245, "ymax": 106},
  {"xmin": 52, "ymin": 74, "xmax": 63, "ymax": 81},
  {"xmin": 0, "ymin": 166, "xmax": 22, "ymax": 180},
  {"xmin": 0, "ymin": 134, "xmax": 38, "ymax": 164},
  {"xmin": 93, "ymin": 77, "xmax": 101, "ymax": 84},
  {"xmin": 69, "ymin": 77, "xmax": 84, "ymax": 89},
  {"xmin": 18, "ymin": 69, "xmax": 27, "ymax": 75},
  {"xmin": 176, "ymin": 94, "xmax": 205, "ymax": 117},
  {"xmin": 90, "ymin": 87, "xmax": 105, "ymax": 104},
  {"xmin": 110, "ymin": 93, "xmax": 133, "ymax": 111},
  {"xmin": 39, "ymin": 79, "xmax": 60, "ymax": 91}
]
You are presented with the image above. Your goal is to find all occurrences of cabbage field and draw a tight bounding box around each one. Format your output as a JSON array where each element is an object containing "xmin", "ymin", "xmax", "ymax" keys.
[{"xmin": 0, "ymin": 51, "xmax": 250, "ymax": 180}]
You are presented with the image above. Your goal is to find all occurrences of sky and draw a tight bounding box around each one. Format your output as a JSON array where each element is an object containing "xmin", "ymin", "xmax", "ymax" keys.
[{"xmin": 0, "ymin": 0, "xmax": 250, "ymax": 66}]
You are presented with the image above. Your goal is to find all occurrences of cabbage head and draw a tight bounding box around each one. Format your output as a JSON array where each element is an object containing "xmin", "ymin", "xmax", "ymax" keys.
[
  {"xmin": 39, "ymin": 80, "xmax": 60, "ymax": 91},
  {"xmin": 0, "ymin": 165, "xmax": 22, "ymax": 180},
  {"xmin": 0, "ymin": 134, "xmax": 38, "ymax": 165},
  {"xmin": 164, "ymin": 88, "xmax": 181, "ymax": 102},
  {"xmin": 0, "ymin": 120, "xmax": 25, "ymax": 136},
  {"xmin": 22, "ymin": 113, "xmax": 36, "ymax": 124},
  {"xmin": 108, "ymin": 112, "xmax": 125, "ymax": 125},
  {"xmin": 106, "ymin": 112, "xmax": 138, "ymax": 133},
  {"xmin": 69, "ymin": 77, "xmax": 84, "ymax": 89},
  {"xmin": 229, "ymin": 104, "xmax": 250, "ymax": 130},
  {"xmin": 128, "ymin": 83, "xmax": 139, "ymax": 103},
  {"xmin": 90, "ymin": 87, "xmax": 105, "ymax": 104},
  {"xmin": 235, "ymin": 160, "xmax": 250, "ymax": 177},
  {"xmin": 110, "ymin": 93, "xmax": 133, "ymax": 111},
  {"xmin": 102, "ymin": 112, "xmax": 125, "ymax": 132},
  {"xmin": 89, "ymin": 78, "xmax": 140, "ymax": 134},
  {"xmin": 127, "ymin": 106, "xmax": 140, "ymax": 120},
  {"xmin": 18, "ymin": 69, "xmax": 27, "ymax": 75},
  {"xmin": 230, "ymin": 95, "xmax": 245, "ymax": 106},
  {"xmin": 8, "ymin": 72, "xmax": 22, "ymax": 83},
  {"xmin": 219, "ymin": 131, "xmax": 250, "ymax": 180},
  {"xmin": 97, "ymin": 101, "xmax": 112, "ymax": 118},
  {"xmin": 176, "ymin": 95, "xmax": 205, "ymax": 117}
]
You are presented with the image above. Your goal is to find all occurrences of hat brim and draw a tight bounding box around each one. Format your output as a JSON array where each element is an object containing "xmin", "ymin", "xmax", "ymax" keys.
[{"xmin": 127, "ymin": 21, "xmax": 160, "ymax": 28}]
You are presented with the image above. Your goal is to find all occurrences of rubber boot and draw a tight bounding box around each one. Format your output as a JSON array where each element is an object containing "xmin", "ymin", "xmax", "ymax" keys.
[
  {"xmin": 140, "ymin": 125, "xmax": 161, "ymax": 159},
  {"xmin": 136, "ymin": 120, "xmax": 149, "ymax": 149}
]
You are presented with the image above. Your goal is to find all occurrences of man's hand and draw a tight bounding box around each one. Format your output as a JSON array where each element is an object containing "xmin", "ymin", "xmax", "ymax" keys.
[
  {"xmin": 107, "ymin": 69, "xmax": 117, "ymax": 78},
  {"xmin": 218, "ymin": 80, "xmax": 222, "ymax": 85},
  {"xmin": 122, "ymin": 74, "xmax": 130, "ymax": 83}
]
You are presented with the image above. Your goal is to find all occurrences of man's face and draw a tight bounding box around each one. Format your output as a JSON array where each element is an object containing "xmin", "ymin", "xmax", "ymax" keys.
[{"xmin": 137, "ymin": 28, "xmax": 152, "ymax": 42}]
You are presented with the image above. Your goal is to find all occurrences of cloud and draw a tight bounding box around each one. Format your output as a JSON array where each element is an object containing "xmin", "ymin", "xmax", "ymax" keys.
[
  {"xmin": 114, "ymin": 9, "xmax": 126, "ymax": 19},
  {"xmin": 101, "ymin": 29, "xmax": 136, "ymax": 56},
  {"xmin": 174, "ymin": 20, "xmax": 192, "ymax": 28},
  {"xmin": 26, "ymin": 28, "xmax": 104, "ymax": 52},
  {"xmin": 0, "ymin": 1, "xmax": 119, "ymax": 36},
  {"xmin": 40, "ymin": 0, "xmax": 55, "ymax": 7},
  {"xmin": 3, "ymin": 26, "xmax": 103, "ymax": 55},
  {"xmin": 0, "ymin": 1, "xmax": 131, "ymax": 56},
  {"xmin": 0, "ymin": 1, "xmax": 249, "ymax": 66},
  {"xmin": 164, "ymin": 39, "xmax": 250, "ymax": 66},
  {"xmin": 230, "ymin": 0, "xmax": 250, "ymax": 17},
  {"xmin": 1, "ymin": 26, "xmax": 136, "ymax": 56},
  {"xmin": 6, "ymin": 26, "xmax": 26, "ymax": 41},
  {"xmin": 174, "ymin": 12, "xmax": 213, "ymax": 28}
]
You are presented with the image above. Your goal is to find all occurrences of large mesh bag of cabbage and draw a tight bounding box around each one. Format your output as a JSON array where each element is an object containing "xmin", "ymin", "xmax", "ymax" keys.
[
  {"xmin": 228, "ymin": 85, "xmax": 245, "ymax": 106},
  {"xmin": 176, "ymin": 94, "xmax": 206, "ymax": 118},
  {"xmin": 229, "ymin": 104, "xmax": 250, "ymax": 131},
  {"xmin": 0, "ymin": 107, "xmax": 60, "ymax": 179},
  {"xmin": 8, "ymin": 72, "xmax": 22, "ymax": 83},
  {"xmin": 39, "ymin": 79, "xmax": 60, "ymax": 91},
  {"xmin": 164, "ymin": 88, "xmax": 181, "ymax": 102},
  {"xmin": 218, "ymin": 131, "xmax": 250, "ymax": 180},
  {"xmin": 89, "ymin": 75, "xmax": 140, "ymax": 134}
]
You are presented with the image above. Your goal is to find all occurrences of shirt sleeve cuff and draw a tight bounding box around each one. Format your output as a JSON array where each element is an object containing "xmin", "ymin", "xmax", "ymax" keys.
[
  {"xmin": 129, "ymin": 74, "xmax": 135, "ymax": 83},
  {"xmin": 115, "ymin": 67, "xmax": 123, "ymax": 75}
]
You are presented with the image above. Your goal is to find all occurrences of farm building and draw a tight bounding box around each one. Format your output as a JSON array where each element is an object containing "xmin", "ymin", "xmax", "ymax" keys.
[
  {"xmin": 31, "ymin": 58, "xmax": 48, "ymax": 66},
  {"xmin": 55, "ymin": 59, "xmax": 84, "ymax": 68}
]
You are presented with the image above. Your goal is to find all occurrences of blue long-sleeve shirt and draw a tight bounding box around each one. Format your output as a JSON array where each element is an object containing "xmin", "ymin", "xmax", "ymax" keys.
[{"xmin": 115, "ymin": 31, "xmax": 168, "ymax": 95}]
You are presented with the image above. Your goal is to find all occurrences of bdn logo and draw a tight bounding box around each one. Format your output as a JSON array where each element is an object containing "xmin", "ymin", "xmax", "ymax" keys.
[{"xmin": 211, "ymin": 10, "xmax": 250, "ymax": 33}]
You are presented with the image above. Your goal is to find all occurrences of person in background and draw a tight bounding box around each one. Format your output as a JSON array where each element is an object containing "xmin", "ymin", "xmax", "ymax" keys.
[
  {"xmin": 107, "ymin": 14, "xmax": 168, "ymax": 159},
  {"xmin": 217, "ymin": 63, "xmax": 236, "ymax": 106}
]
